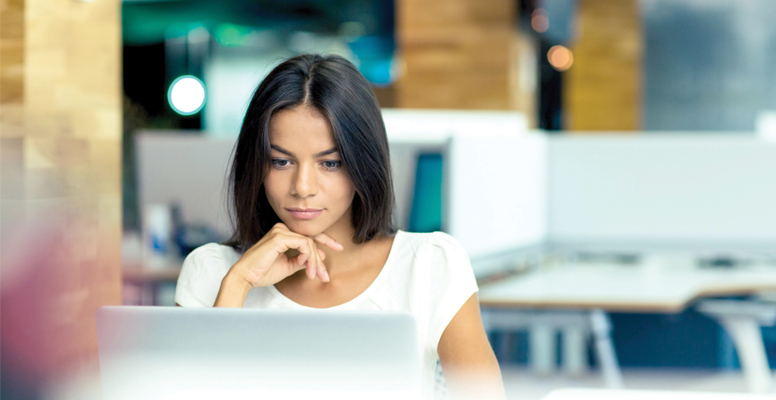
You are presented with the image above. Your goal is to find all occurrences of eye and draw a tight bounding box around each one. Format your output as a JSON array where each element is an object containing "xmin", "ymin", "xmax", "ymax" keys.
[
  {"xmin": 271, "ymin": 159, "xmax": 292, "ymax": 169},
  {"xmin": 321, "ymin": 160, "xmax": 341, "ymax": 171}
]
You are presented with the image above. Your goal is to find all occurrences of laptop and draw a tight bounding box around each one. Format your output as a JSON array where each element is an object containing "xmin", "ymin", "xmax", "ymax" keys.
[{"xmin": 96, "ymin": 306, "xmax": 421, "ymax": 400}]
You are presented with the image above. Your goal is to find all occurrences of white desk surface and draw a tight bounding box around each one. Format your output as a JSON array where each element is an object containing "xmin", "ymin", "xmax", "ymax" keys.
[
  {"xmin": 478, "ymin": 263, "xmax": 776, "ymax": 312},
  {"xmin": 542, "ymin": 388, "xmax": 773, "ymax": 400}
]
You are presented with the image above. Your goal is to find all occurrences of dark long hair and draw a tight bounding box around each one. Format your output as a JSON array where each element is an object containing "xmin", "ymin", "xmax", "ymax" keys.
[{"xmin": 223, "ymin": 54, "xmax": 396, "ymax": 253}]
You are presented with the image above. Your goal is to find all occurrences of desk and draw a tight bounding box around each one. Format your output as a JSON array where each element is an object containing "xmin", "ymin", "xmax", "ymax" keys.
[
  {"xmin": 478, "ymin": 263, "xmax": 776, "ymax": 393},
  {"xmin": 479, "ymin": 264, "xmax": 776, "ymax": 312},
  {"xmin": 122, "ymin": 260, "xmax": 182, "ymax": 305},
  {"xmin": 542, "ymin": 388, "xmax": 775, "ymax": 400}
]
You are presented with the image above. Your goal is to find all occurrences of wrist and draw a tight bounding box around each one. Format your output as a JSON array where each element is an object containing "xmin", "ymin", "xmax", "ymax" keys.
[{"xmin": 223, "ymin": 268, "xmax": 253, "ymax": 295}]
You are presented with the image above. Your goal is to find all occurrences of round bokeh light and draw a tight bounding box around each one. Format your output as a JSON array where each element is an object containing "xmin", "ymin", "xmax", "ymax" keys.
[
  {"xmin": 547, "ymin": 45, "xmax": 573, "ymax": 72},
  {"xmin": 168, "ymin": 75, "xmax": 206, "ymax": 115}
]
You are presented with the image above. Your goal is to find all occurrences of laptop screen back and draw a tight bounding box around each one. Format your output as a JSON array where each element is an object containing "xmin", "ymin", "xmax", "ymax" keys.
[{"xmin": 96, "ymin": 306, "xmax": 420, "ymax": 400}]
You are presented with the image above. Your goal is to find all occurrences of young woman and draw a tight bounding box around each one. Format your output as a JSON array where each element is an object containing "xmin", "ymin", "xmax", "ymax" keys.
[{"xmin": 174, "ymin": 54, "xmax": 505, "ymax": 400}]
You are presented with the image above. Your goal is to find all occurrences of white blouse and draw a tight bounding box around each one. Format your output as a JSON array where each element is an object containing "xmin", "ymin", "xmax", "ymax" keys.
[{"xmin": 175, "ymin": 230, "xmax": 479, "ymax": 399}]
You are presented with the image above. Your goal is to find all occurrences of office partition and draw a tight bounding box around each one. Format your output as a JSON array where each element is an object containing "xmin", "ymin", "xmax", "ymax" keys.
[
  {"xmin": 135, "ymin": 121, "xmax": 776, "ymax": 272},
  {"xmin": 444, "ymin": 133, "xmax": 548, "ymax": 260},
  {"xmin": 547, "ymin": 134, "xmax": 776, "ymax": 254}
]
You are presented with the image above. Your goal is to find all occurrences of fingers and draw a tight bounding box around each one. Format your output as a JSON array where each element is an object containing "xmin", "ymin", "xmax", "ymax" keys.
[
  {"xmin": 273, "ymin": 234, "xmax": 317, "ymax": 277},
  {"xmin": 265, "ymin": 223, "xmax": 290, "ymax": 242},
  {"xmin": 271, "ymin": 227, "xmax": 333, "ymax": 282},
  {"xmin": 272, "ymin": 222, "xmax": 289, "ymax": 231},
  {"xmin": 304, "ymin": 238, "xmax": 318, "ymax": 280},
  {"xmin": 296, "ymin": 250, "xmax": 309, "ymax": 272},
  {"xmin": 297, "ymin": 248, "xmax": 325, "ymax": 272},
  {"xmin": 313, "ymin": 233, "xmax": 344, "ymax": 252},
  {"xmin": 315, "ymin": 248, "xmax": 330, "ymax": 282},
  {"xmin": 303, "ymin": 238, "xmax": 330, "ymax": 283},
  {"xmin": 299, "ymin": 233, "xmax": 338, "ymax": 281}
]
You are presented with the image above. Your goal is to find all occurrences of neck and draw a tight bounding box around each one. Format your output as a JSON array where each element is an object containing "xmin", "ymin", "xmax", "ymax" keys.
[{"xmin": 319, "ymin": 216, "xmax": 378, "ymax": 277}]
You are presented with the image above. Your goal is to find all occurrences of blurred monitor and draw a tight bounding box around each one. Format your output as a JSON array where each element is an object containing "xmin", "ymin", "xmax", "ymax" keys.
[
  {"xmin": 408, "ymin": 153, "xmax": 443, "ymax": 233},
  {"xmin": 135, "ymin": 131, "xmax": 236, "ymax": 242}
]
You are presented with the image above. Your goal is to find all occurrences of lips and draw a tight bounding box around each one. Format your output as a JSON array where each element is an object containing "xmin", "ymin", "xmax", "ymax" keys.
[{"xmin": 285, "ymin": 208, "xmax": 323, "ymax": 220}]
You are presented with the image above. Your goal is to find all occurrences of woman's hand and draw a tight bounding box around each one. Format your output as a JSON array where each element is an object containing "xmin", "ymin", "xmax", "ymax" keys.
[
  {"xmin": 234, "ymin": 222, "xmax": 343, "ymax": 287},
  {"xmin": 214, "ymin": 223, "xmax": 343, "ymax": 307}
]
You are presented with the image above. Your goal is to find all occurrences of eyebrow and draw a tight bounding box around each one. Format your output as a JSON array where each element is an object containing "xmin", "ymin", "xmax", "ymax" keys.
[{"xmin": 270, "ymin": 144, "xmax": 339, "ymax": 158}]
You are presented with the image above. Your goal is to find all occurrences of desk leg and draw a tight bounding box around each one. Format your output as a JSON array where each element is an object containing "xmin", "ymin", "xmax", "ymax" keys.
[
  {"xmin": 562, "ymin": 325, "xmax": 588, "ymax": 376},
  {"xmin": 715, "ymin": 316, "xmax": 772, "ymax": 393},
  {"xmin": 529, "ymin": 325, "xmax": 556, "ymax": 375},
  {"xmin": 590, "ymin": 309, "xmax": 624, "ymax": 389}
]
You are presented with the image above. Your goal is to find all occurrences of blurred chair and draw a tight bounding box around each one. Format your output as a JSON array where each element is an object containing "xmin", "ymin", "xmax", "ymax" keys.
[{"xmin": 697, "ymin": 300, "xmax": 776, "ymax": 393}]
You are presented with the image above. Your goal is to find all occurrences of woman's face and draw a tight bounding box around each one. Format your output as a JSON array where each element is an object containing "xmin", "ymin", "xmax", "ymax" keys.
[{"xmin": 264, "ymin": 105, "xmax": 356, "ymax": 238}]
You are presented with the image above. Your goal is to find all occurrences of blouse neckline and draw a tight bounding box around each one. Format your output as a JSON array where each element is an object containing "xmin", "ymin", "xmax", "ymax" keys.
[{"xmin": 267, "ymin": 230, "xmax": 403, "ymax": 310}]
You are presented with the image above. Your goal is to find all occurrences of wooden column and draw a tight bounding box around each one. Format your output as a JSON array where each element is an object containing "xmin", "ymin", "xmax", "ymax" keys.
[
  {"xmin": 396, "ymin": 0, "xmax": 536, "ymax": 124},
  {"xmin": 1, "ymin": 0, "xmax": 122, "ymax": 386},
  {"xmin": 564, "ymin": 0, "xmax": 642, "ymax": 131}
]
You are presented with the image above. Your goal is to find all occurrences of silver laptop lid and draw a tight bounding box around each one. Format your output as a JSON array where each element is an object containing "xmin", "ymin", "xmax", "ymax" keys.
[{"xmin": 96, "ymin": 306, "xmax": 420, "ymax": 400}]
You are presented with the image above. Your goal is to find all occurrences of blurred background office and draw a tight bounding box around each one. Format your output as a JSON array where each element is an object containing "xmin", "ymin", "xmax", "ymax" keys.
[{"xmin": 4, "ymin": 0, "xmax": 776, "ymax": 399}]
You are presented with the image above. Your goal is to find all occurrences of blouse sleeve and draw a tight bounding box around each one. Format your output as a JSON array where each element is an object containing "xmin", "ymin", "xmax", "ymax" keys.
[
  {"xmin": 424, "ymin": 232, "xmax": 479, "ymax": 355},
  {"xmin": 174, "ymin": 243, "xmax": 232, "ymax": 307}
]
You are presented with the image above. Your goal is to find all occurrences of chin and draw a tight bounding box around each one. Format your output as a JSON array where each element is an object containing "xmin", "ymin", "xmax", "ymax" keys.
[{"xmin": 282, "ymin": 220, "xmax": 328, "ymax": 237}]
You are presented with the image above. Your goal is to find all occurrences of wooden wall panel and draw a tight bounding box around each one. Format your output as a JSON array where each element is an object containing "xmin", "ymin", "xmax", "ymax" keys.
[
  {"xmin": 565, "ymin": 0, "xmax": 642, "ymax": 131},
  {"xmin": 0, "ymin": 0, "xmax": 24, "ymax": 104},
  {"xmin": 396, "ymin": 0, "xmax": 537, "ymax": 122},
  {"xmin": 1, "ymin": 0, "xmax": 122, "ymax": 387}
]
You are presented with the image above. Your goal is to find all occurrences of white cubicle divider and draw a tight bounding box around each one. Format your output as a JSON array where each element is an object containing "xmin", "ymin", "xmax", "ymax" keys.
[
  {"xmin": 444, "ymin": 132, "xmax": 548, "ymax": 262},
  {"xmin": 135, "ymin": 109, "xmax": 532, "ymax": 257},
  {"xmin": 382, "ymin": 108, "xmax": 529, "ymax": 145},
  {"xmin": 440, "ymin": 131, "xmax": 776, "ymax": 280},
  {"xmin": 137, "ymin": 121, "xmax": 776, "ymax": 272},
  {"xmin": 547, "ymin": 134, "xmax": 776, "ymax": 255},
  {"xmin": 383, "ymin": 109, "xmax": 529, "ymax": 232}
]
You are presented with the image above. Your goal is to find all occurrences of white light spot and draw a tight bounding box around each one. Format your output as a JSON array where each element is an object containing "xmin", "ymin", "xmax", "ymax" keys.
[{"xmin": 168, "ymin": 76, "xmax": 206, "ymax": 115}]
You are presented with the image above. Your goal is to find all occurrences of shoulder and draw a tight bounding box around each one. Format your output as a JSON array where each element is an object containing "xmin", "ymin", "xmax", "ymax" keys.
[
  {"xmin": 182, "ymin": 242, "xmax": 242, "ymax": 273},
  {"xmin": 392, "ymin": 231, "xmax": 473, "ymax": 281},
  {"xmin": 395, "ymin": 232, "xmax": 479, "ymax": 355},
  {"xmin": 398, "ymin": 230, "xmax": 468, "ymax": 260},
  {"xmin": 176, "ymin": 243, "xmax": 243, "ymax": 307}
]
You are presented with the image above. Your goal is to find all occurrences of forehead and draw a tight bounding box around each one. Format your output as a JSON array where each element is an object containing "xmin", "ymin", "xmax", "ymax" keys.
[{"xmin": 268, "ymin": 106, "xmax": 336, "ymax": 151}]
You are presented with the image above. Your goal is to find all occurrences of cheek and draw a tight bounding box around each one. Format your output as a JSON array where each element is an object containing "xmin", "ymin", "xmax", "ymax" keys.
[
  {"xmin": 317, "ymin": 174, "xmax": 354, "ymax": 213},
  {"xmin": 262, "ymin": 172, "xmax": 284, "ymax": 204},
  {"xmin": 330, "ymin": 175, "xmax": 356, "ymax": 205}
]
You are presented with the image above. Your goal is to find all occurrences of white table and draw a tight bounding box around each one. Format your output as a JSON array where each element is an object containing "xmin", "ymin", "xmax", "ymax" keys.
[
  {"xmin": 478, "ymin": 262, "xmax": 776, "ymax": 393},
  {"xmin": 542, "ymin": 388, "xmax": 775, "ymax": 400}
]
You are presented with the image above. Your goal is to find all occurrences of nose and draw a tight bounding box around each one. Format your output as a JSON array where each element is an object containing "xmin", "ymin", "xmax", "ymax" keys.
[{"xmin": 291, "ymin": 162, "xmax": 318, "ymax": 199}]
